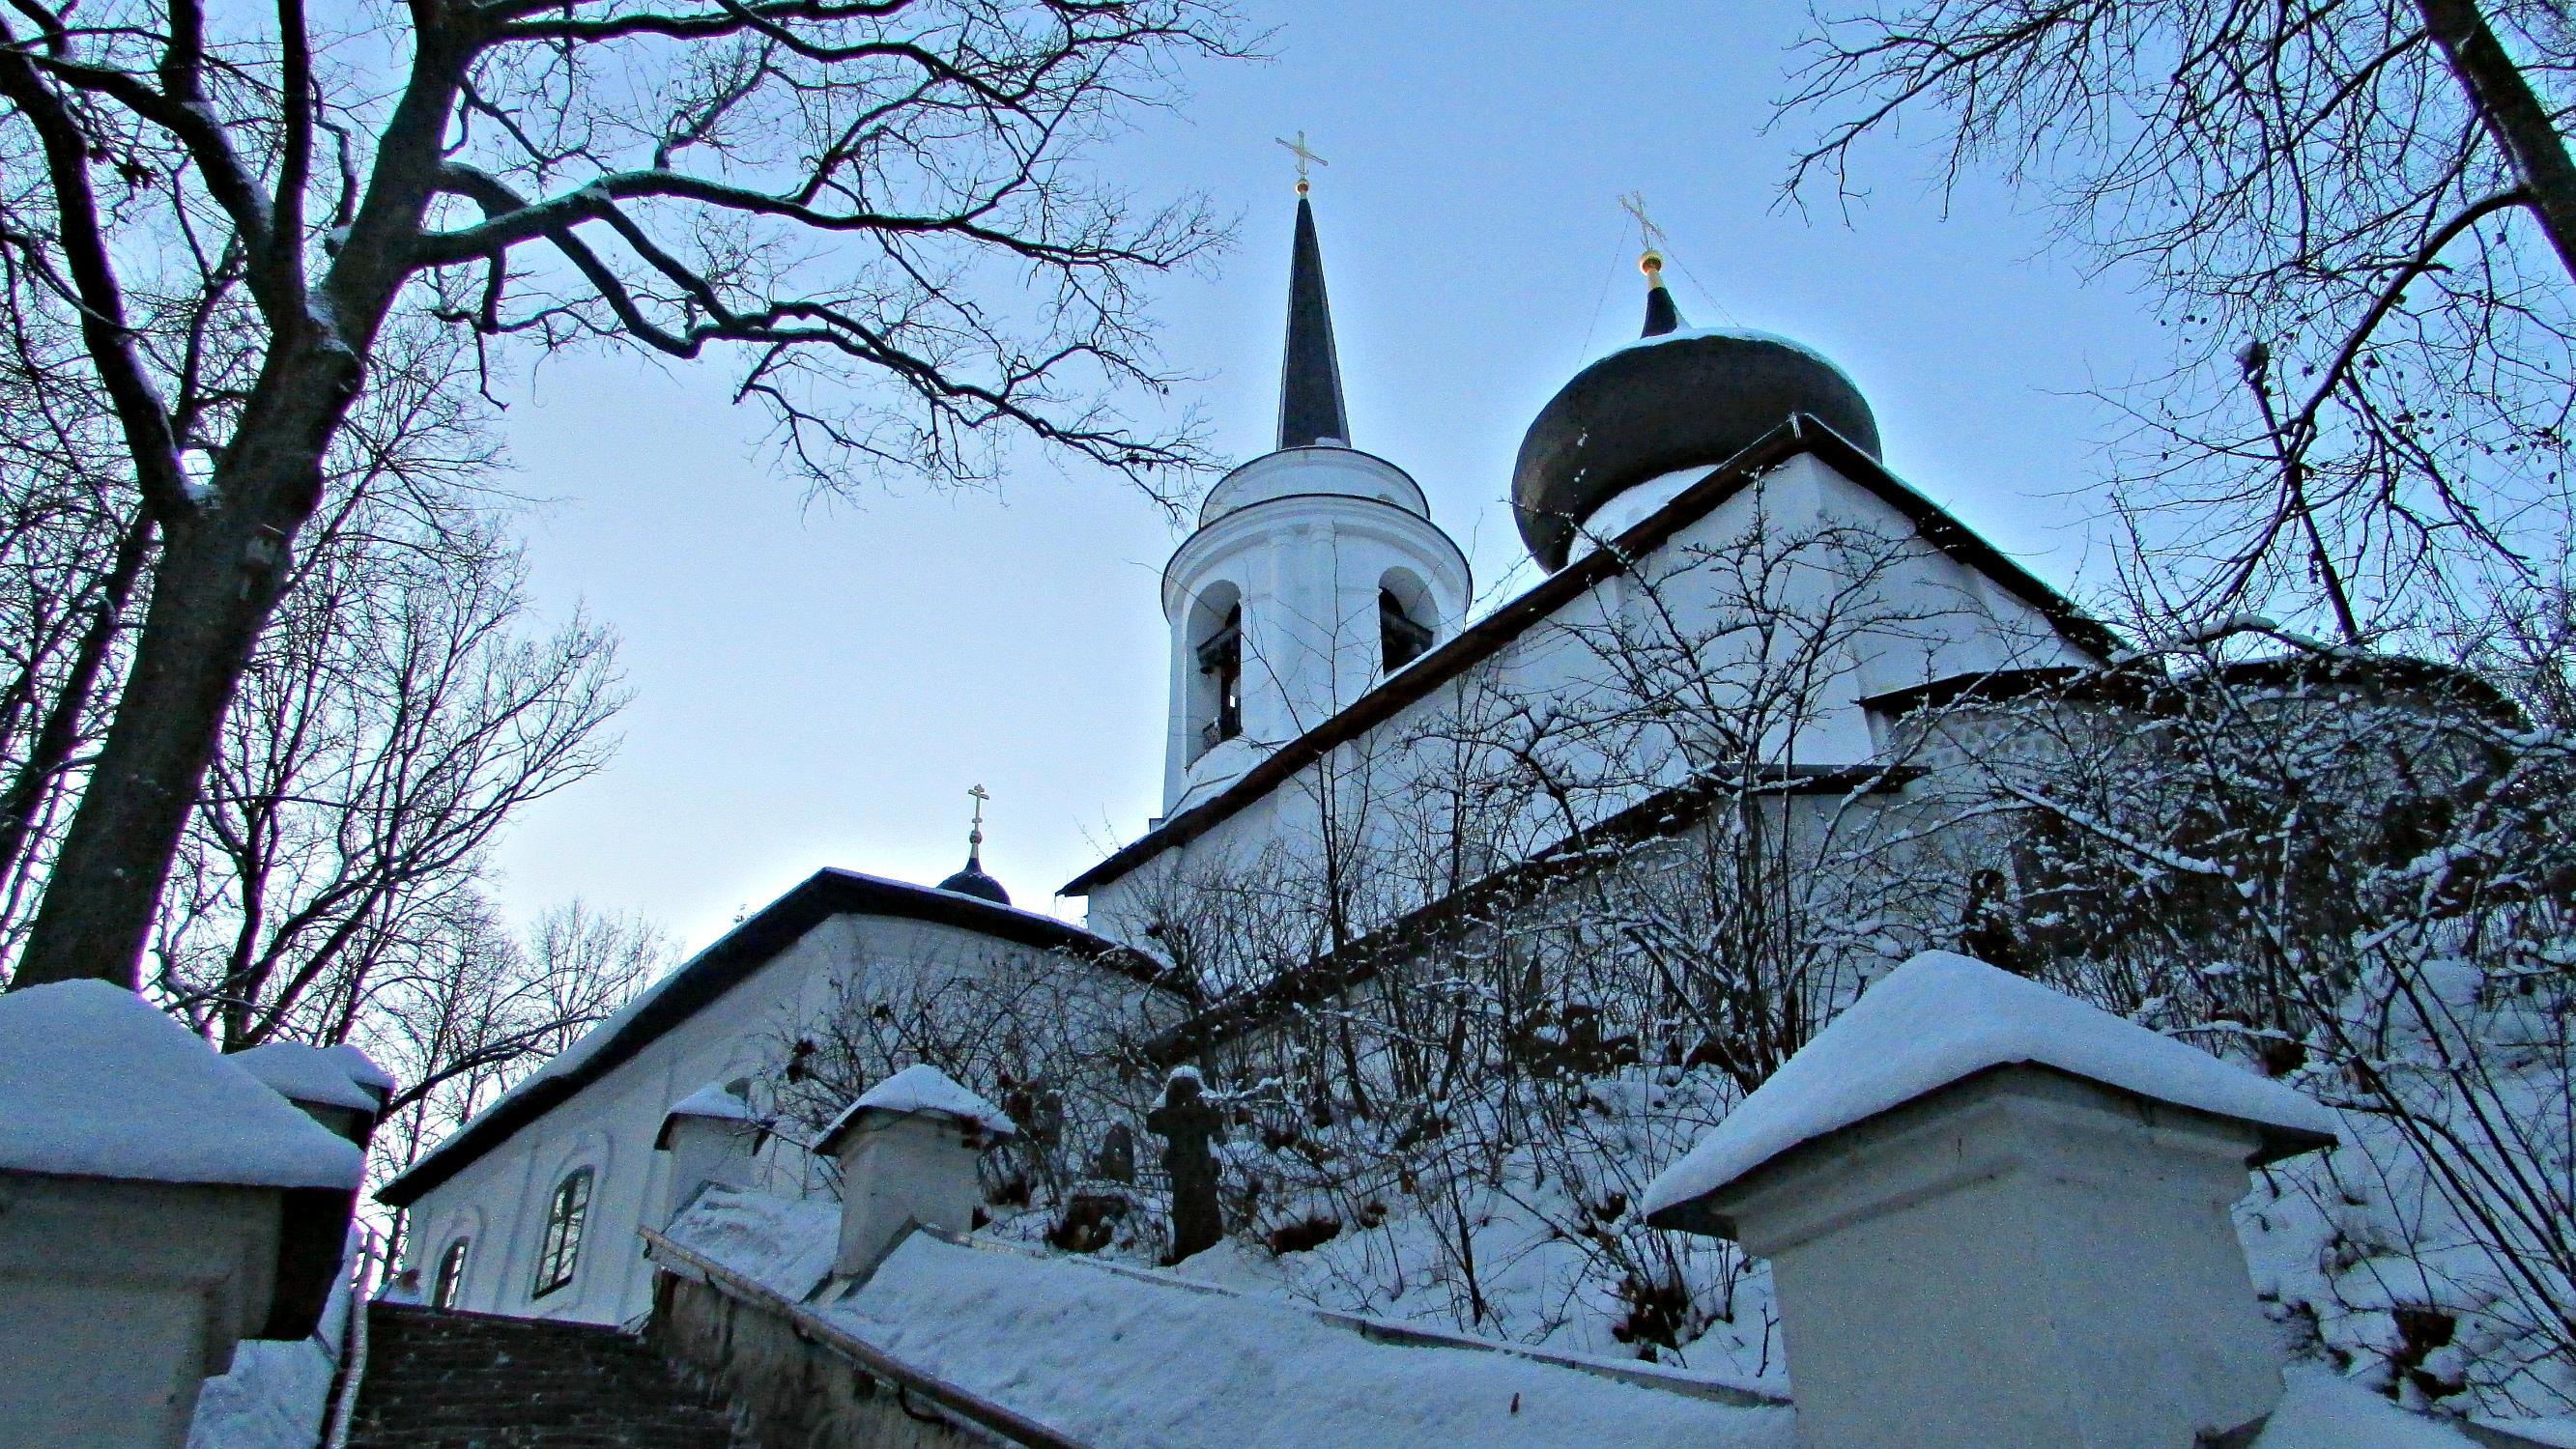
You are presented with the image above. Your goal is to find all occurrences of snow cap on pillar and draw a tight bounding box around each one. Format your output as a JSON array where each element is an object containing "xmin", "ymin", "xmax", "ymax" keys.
[
  {"xmin": 1643, "ymin": 952, "xmax": 2340, "ymax": 1449},
  {"xmin": 0, "ymin": 981, "xmax": 364, "ymax": 1193},
  {"xmin": 816, "ymin": 1063, "xmax": 1016, "ymax": 1156},
  {"xmin": 654, "ymin": 1077, "xmax": 762, "ymax": 1149},
  {"xmin": 1642, "ymin": 951, "xmax": 2338, "ymax": 1229},
  {"xmin": 823, "ymin": 1065, "xmax": 1016, "ymax": 1281}
]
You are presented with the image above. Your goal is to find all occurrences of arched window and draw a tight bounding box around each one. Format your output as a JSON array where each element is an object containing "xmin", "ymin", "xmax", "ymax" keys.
[
  {"xmin": 1190, "ymin": 592, "xmax": 1244, "ymax": 756},
  {"xmin": 433, "ymin": 1237, "xmax": 471, "ymax": 1309},
  {"xmin": 1379, "ymin": 573, "xmax": 1435, "ymax": 674},
  {"xmin": 530, "ymin": 1168, "xmax": 592, "ymax": 1298}
]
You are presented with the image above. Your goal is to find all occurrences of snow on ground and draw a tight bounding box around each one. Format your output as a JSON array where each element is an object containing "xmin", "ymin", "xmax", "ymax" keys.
[
  {"xmin": 186, "ymin": 1338, "xmax": 334, "ymax": 1449},
  {"xmin": 668, "ymin": 1187, "xmax": 1794, "ymax": 1449},
  {"xmin": 0, "ymin": 980, "xmax": 362, "ymax": 1189},
  {"xmin": 664, "ymin": 1182, "xmax": 842, "ymax": 1299},
  {"xmin": 669, "ymin": 1183, "xmax": 2556, "ymax": 1446},
  {"xmin": 187, "ymin": 1225, "xmax": 362, "ymax": 1449},
  {"xmin": 227, "ymin": 1041, "xmax": 381, "ymax": 1112},
  {"xmin": 1643, "ymin": 951, "xmax": 2341, "ymax": 1219},
  {"xmin": 2251, "ymin": 1366, "xmax": 2484, "ymax": 1447}
]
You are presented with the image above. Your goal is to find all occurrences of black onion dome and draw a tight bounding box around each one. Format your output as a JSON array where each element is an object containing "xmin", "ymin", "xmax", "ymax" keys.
[
  {"xmin": 1511, "ymin": 329, "xmax": 1882, "ymax": 571},
  {"xmin": 936, "ymin": 849, "xmax": 1010, "ymax": 906}
]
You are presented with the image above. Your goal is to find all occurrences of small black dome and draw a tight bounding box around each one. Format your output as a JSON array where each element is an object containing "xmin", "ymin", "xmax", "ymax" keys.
[
  {"xmin": 1511, "ymin": 329, "xmax": 1880, "ymax": 570},
  {"xmin": 936, "ymin": 853, "xmax": 1010, "ymax": 906}
]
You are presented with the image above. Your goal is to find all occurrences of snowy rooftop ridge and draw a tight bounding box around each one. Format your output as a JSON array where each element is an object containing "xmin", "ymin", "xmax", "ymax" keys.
[
  {"xmin": 1641, "ymin": 951, "xmax": 2339, "ymax": 1221},
  {"xmin": 227, "ymin": 1041, "xmax": 382, "ymax": 1112},
  {"xmin": 0, "ymin": 980, "xmax": 364, "ymax": 1191},
  {"xmin": 818, "ymin": 1064, "xmax": 1016, "ymax": 1151}
]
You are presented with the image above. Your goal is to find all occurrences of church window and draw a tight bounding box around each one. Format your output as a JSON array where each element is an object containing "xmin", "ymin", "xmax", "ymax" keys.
[
  {"xmin": 1196, "ymin": 604, "xmax": 1244, "ymax": 752},
  {"xmin": 433, "ymin": 1237, "xmax": 470, "ymax": 1309},
  {"xmin": 531, "ymin": 1168, "xmax": 592, "ymax": 1298},
  {"xmin": 1381, "ymin": 587, "xmax": 1433, "ymax": 673}
]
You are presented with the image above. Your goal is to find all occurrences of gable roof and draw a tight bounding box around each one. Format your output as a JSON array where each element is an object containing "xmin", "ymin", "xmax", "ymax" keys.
[
  {"xmin": 1065, "ymin": 418, "xmax": 2117, "ymax": 896},
  {"xmin": 378, "ymin": 868, "xmax": 1169, "ymax": 1208}
]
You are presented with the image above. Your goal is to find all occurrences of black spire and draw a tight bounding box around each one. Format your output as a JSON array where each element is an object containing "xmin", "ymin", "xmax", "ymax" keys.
[
  {"xmin": 1277, "ymin": 194, "xmax": 1351, "ymax": 449},
  {"xmin": 1641, "ymin": 252, "xmax": 1682, "ymax": 337}
]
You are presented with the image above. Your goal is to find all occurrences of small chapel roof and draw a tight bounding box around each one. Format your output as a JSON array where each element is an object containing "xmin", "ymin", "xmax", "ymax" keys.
[
  {"xmin": 935, "ymin": 851, "xmax": 1010, "ymax": 905},
  {"xmin": 381, "ymin": 867, "xmax": 1166, "ymax": 1208},
  {"xmin": 1640, "ymin": 952, "xmax": 2340, "ymax": 1231},
  {"xmin": 0, "ymin": 980, "xmax": 364, "ymax": 1191}
]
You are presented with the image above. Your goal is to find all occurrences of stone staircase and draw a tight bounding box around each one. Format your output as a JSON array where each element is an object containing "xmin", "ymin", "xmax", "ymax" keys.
[{"xmin": 349, "ymin": 1303, "xmax": 739, "ymax": 1448}]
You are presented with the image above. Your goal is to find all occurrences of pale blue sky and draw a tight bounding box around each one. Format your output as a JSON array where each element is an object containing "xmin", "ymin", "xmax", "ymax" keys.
[{"xmin": 485, "ymin": 0, "xmax": 2170, "ymax": 952}]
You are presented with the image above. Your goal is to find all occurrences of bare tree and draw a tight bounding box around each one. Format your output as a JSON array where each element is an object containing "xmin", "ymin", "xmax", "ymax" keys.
[
  {"xmin": 1783, "ymin": 0, "xmax": 2576, "ymax": 634},
  {"xmin": 369, "ymin": 896, "xmax": 666, "ymax": 1219},
  {"xmin": 0, "ymin": 0, "xmax": 1245, "ymax": 991},
  {"xmin": 148, "ymin": 496, "xmax": 624, "ymax": 1050},
  {"xmin": 1920, "ymin": 622, "xmax": 2576, "ymax": 1410}
]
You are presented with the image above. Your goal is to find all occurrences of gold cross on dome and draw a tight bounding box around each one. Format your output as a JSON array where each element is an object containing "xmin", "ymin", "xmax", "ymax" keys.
[
  {"xmin": 968, "ymin": 783, "xmax": 989, "ymax": 834},
  {"xmin": 1617, "ymin": 191, "xmax": 1668, "ymax": 255},
  {"xmin": 1275, "ymin": 130, "xmax": 1329, "ymax": 192}
]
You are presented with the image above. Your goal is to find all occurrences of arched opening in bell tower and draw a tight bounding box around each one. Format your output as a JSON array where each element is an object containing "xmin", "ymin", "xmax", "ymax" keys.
[
  {"xmin": 1187, "ymin": 583, "xmax": 1245, "ymax": 758},
  {"xmin": 1379, "ymin": 568, "xmax": 1436, "ymax": 675}
]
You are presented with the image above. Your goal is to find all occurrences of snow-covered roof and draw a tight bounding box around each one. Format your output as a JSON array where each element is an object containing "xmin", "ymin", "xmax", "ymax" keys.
[
  {"xmin": 663, "ymin": 1187, "xmax": 1795, "ymax": 1448},
  {"xmin": 1642, "ymin": 952, "xmax": 2339, "ymax": 1224},
  {"xmin": 381, "ymin": 867, "xmax": 1164, "ymax": 1208},
  {"xmin": 816, "ymin": 1064, "xmax": 1016, "ymax": 1153},
  {"xmin": 324, "ymin": 1042, "xmax": 395, "ymax": 1094},
  {"xmin": 227, "ymin": 1041, "xmax": 382, "ymax": 1112},
  {"xmin": 0, "ymin": 980, "xmax": 364, "ymax": 1191}
]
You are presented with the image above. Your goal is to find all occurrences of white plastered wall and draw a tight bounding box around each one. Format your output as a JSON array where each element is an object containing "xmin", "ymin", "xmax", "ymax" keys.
[
  {"xmin": 1092, "ymin": 451, "xmax": 2098, "ymax": 962},
  {"xmin": 397, "ymin": 913, "xmax": 1088, "ymax": 1325}
]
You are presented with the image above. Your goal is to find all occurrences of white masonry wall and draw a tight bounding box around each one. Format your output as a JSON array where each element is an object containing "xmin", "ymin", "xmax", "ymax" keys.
[
  {"xmin": 397, "ymin": 913, "xmax": 1078, "ymax": 1326},
  {"xmin": 1090, "ymin": 450, "xmax": 2099, "ymax": 958}
]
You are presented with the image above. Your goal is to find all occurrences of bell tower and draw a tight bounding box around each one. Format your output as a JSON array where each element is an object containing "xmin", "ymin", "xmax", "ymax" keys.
[{"xmin": 1158, "ymin": 153, "xmax": 1470, "ymax": 815}]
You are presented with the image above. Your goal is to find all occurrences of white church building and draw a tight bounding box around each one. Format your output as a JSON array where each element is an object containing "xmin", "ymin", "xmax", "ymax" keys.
[{"xmin": 380, "ymin": 185, "xmax": 2117, "ymax": 1326}]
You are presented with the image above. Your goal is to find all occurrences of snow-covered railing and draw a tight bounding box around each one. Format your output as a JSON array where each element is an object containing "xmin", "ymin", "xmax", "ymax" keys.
[
  {"xmin": 641, "ymin": 1224, "xmax": 1087, "ymax": 1449},
  {"xmin": 910, "ymin": 1223, "xmax": 1789, "ymax": 1411}
]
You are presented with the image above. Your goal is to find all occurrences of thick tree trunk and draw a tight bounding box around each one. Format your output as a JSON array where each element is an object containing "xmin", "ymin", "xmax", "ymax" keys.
[
  {"xmin": 8, "ymin": 505, "xmax": 297, "ymax": 990},
  {"xmin": 0, "ymin": 513, "xmax": 158, "ymax": 895},
  {"xmin": 2417, "ymin": 0, "xmax": 2576, "ymax": 284}
]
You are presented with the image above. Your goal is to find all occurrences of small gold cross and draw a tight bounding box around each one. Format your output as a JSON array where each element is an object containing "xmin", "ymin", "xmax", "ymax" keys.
[
  {"xmin": 1275, "ymin": 130, "xmax": 1329, "ymax": 193},
  {"xmin": 968, "ymin": 783, "xmax": 989, "ymax": 834}
]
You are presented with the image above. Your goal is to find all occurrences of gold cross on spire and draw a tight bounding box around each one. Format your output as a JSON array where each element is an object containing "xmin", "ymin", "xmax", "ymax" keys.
[
  {"xmin": 1275, "ymin": 130, "xmax": 1329, "ymax": 194},
  {"xmin": 967, "ymin": 783, "xmax": 988, "ymax": 847},
  {"xmin": 1617, "ymin": 190, "xmax": 1669, "ymax": 277}
]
